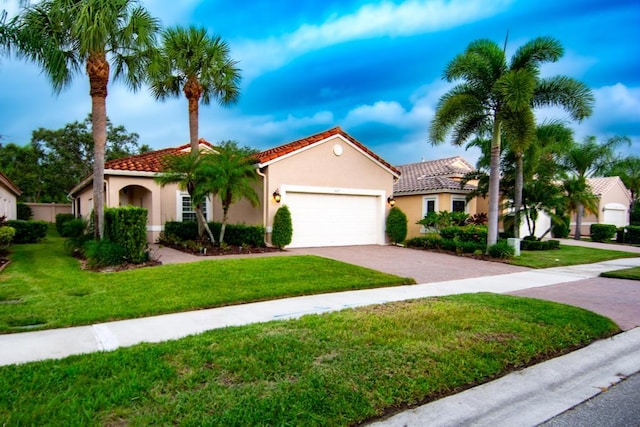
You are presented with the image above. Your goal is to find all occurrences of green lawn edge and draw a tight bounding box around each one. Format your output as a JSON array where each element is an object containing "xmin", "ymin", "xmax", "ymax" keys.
[
  {"xmin": 0, "ymin": 293, "xmax": 619, "ymax": 426},
  {"xmin": 601, "ymin": 266, "xmax": 640, "ymax": 280},
  {"xmin": 509, "ymin": 244, "xmax": 639, "ymax": 268}
]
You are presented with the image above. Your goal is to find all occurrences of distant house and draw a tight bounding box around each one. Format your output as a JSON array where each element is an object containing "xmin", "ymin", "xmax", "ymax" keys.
[
  {"xmin": 392, "ymin": 157, "xmax": 486, "ymax": 239},
  {"xmin": 572, "ymin": 176, "xmax": 632, "ymax": 236},
  {"xmin": 0, "ymin": 172, "xmax": 21, "ymax": 220},
  {"xmin": 69, "ymin": 127, "xmax": 399, "ymax": 247}
]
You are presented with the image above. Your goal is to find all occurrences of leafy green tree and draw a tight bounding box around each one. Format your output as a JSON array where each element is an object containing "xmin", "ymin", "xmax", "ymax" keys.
[
  {"xmin": 154, "ymin": 150, "xmax": 216, "ymax": 244},
  {"xmin": 430, "ymin": 36, "xmax": 593, "ymax": 246},
  {"xmin": 606, "ymin": 155, "xmax": 640, "ymax": 203},
  {"xmin": 10, "ymin": 0, "xmax": 159, "ymax": 238},
  {"xmin": 149, "ymin": 25, "xmax": 241, "ymax": 152},
  {"xmin": 562, "ymin": 136, "xmax": 629, "ymax": 239},
  {"xmin": 201, "ymin": 141, "xmax": 259, "ymax": 245},
  {"xmin": 0, "ymin": 142, "xmax": 42, "ymax": 201}
]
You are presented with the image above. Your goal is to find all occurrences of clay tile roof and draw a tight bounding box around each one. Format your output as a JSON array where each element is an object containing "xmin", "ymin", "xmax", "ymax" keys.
[
  {"xmin": 105, "ymin": 139, "xmax": 215, "ymax": 173},
  {"xmin": 255, "ymin": 126, "xmax": 400, "ymax": 175},
  {"xmin": 586, "ymin": 176, "xmax": 625, "ymax": 196},
  {"xmin": 394, "ymin": 156, "xmax": 476, "ymax": 194}
]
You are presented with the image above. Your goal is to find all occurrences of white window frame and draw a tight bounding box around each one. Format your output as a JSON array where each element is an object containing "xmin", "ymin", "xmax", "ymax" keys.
[
  {"xmin": 451, "ymin": 195, "xmax": 468, "ymax": 213},
  {"xmin": 176, "ymin": 191, "xmax": 212, "ymax": 222},
  {"xmin": 421, "ymin": 196, "xmax": 439, "ymax": 233}
]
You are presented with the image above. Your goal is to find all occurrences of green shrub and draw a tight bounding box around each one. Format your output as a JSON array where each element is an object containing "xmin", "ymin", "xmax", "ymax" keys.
[
  {"xmin": 439, "ymin": 225, "xmax": 487, "ymax": 244},
  {"xmin": 456, "ymin": 240, "xmax": 486, "ymax": 254},
  {"xmin": 406, "ymin": 234, "xmax": 442, "ymax": 249},
  {"xmin": 61, "ymin": 219, "xmax": 86, "ymax": 239},
  {"xmin": 104, "ymin": 207, "xmax": 148, "ymax": 264},
  {"xmin": 0, "ymin": 226, "xmax": 16, "ymax": 249},
  {"xmin": 520, "ymin": 239, "xmax": 561, "ymax": 251},
  {"xmin": 55, "ymin": 213, "xmax": 76, "ymax": 236},
  {"xmin": 487, "ymin": 240, "xmax": 515, "ymax": 259},
  {"xmin": 84, "ymin": 240, "xmax": 127, "ymax": 269},
  {"xmin": 386, "ymin": 207, "xmax": 408, "ymax": 244},
  {"xmin": 626, "ymin": 225, "xmax": 640, "ymax": 244},
  {"xmin": 17, "ymin": 203, "xmax": 33, "ymax": 220},
  {"xmin": 208, "ymin": 223, "xmax": 265, "ymax": 247},
  {"xmin": 440, "ymin": 238, "xmax": 457, "ymax": 252},
  {"xmin": 272, "ymin": 205, "xmax": 293, "ymax": 249},
  {"xmin": 6, "ymin": 220, "xmax": 48, "ymax": 243},
  {"xmin": 417, "ymin": 211, "xmax": 469, "ymax": 230},
  {"xmin": 552, "ymin": 216, "xmax": 571, "ymax": 238},
  {"xmin": 631, "ymin": 203, "xmax": 640, "ymax": 226},
  {"xmin": 164, "ymin": 221, "xmax": 198, "ymax": 242},
  {"xmin": 590, "ymin": 224, "xmax": 617, "ymax": 243}
]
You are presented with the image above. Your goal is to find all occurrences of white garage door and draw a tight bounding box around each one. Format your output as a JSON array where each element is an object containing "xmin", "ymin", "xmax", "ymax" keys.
[{"xmin": 284, "ymin": 191, "xmax": 382, "ymax": 247}]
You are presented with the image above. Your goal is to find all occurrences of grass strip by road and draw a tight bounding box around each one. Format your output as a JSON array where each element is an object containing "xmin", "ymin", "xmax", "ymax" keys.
[
  {"xmin": 0, "ymin": 235, "xmax": 413, "ymax": 334},
  {"xmin": 0, "ymin": 293, "xmax": 618, "ymax": 426},
  {"xmin": 510, "ymin": 245, "xmax": 638, "ymax": 268},
  {"xmin": 601, "ymin": 266, "xmax": 640, "ymax": 280}
]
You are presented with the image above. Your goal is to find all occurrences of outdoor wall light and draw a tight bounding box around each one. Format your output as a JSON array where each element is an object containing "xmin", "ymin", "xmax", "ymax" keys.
[
  {"xmin": 273, "ymin": 189, "xmax": 281, "ymax": 203},
  {"xmin": 387, "ymin": 196, "xmax": 396, "ymax": 207}
]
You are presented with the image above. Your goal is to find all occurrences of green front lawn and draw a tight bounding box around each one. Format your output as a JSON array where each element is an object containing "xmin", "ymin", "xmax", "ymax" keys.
[
  {"xmin": 0, "ymin": 293, "xmax": 618, "ymax": 425},
  {"xmin": 0, "ymin": 235, "xmax": 413, "ymax": 334},
  {"xmin": 601, "ymin": 266, "xmax": 640, "ymax": 280},
  {"xmin": 509, "ymin": 245, "xmax": 638, "ymax": 268}
]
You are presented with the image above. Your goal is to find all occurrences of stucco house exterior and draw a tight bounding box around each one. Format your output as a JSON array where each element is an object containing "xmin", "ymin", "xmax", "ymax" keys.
[
  {"xmin": 571, "ymin": 176, "xmax": 632, "ymax": 236},
  {"xmin": 391, "ymin": 157, "xmax": 486, "ymax": 239},
  {"xmin": 0, "ymin": 172, "xmax": 21, "ymax": 220},
  {"xmin": 69, "ymin": 127, "xmax": 399, "ymax": 248}
]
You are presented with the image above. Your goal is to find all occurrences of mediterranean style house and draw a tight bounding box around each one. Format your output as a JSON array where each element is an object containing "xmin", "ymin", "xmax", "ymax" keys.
[{"xmin": 69, "ymin": 127, "xmax": 399, "ymax": 247}]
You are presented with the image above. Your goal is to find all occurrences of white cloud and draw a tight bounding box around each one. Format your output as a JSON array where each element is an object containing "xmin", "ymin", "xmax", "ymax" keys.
[{"xmin": 234, "ymin": 0, "xmax": 513, "ymax": 79}]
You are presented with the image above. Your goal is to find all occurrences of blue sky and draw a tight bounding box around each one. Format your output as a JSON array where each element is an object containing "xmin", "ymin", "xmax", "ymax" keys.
[{"xmin": 1, "ymin": 0, "xmax": 639, "ymax": 166}]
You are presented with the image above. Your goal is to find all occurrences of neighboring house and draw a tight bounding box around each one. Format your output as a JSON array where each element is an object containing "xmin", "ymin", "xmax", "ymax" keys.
[
  {"xmin": 69, "ymin": 127, "xmax": 399, "ymax": 247},
  {"xmin": 392, "ymin": 157, "xmax": 486, "ymax": 239},
  {"xmin": 0, "ymin": 172, "xmax": 21, "ymax": 220},
  {"xmin": 571, "ymin": 176, "xmax": 632, "ymax": 236}
]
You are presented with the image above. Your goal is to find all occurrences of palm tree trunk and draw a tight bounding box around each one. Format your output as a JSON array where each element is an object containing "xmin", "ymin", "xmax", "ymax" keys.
[
  {"xmin": 87, "ymin": 53, "xmax": 109, "ymax": 240},
  {"xmin": 196, "ymin": 206, "xmax": 215, "ymax": 244},
  {"xmin": 574, "ymin": 203, "xmax": 584, "ymax": 240},
  {"xmin": 487, "ymin": 120, "xmax": 502, "ymax": 248},
  {"xmin": 184, "ymin": 77, "xmax": 202, "ymax": 152},
  {"xmin": 219, "ymin": 204, "xmax": 229, "ymax": 245},
  {"xmin": 513, "ymin": 153, "xmax": 524, "ymax": 238}
]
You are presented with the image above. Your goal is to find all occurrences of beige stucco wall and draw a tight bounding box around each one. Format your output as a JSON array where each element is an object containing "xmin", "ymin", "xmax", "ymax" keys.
[
  {"xmin": 0, "ymin": 182, "xmax": 18, "ymax": 220},
  {"xmin": 394, "ymin": 192, "xmax": 480, "ymax": 239},
  {"xmin": 25, "ymin": 203, "xmax": 72, "ymax": 222},
  {"xmin": 262, "ymin": 135, "xmax": 395, "ymax": 242},
  {"xmin": 571, "ymin": 180, "xmax": 632, "ymax": 236}
]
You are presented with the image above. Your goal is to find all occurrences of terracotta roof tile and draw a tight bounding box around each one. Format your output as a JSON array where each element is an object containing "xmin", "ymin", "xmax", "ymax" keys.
[
  {"xmin": 255, "ymin": 127, "xmax": 400, "ymax": 175},
  {"xmin": 586, "ymin": 176, "xmax": 622, "ymax": 196},
  {"xmin": 394, "ymin": 157, "xmax": 476, "ymax": 194},
  {"xmin": 105, "ymin": 139, "xmax": 214, "ymax": 173}
]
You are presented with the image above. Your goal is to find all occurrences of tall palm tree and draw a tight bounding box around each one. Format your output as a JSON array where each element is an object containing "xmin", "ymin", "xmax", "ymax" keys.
[
  {"xmin": 562, "ymin": 136, "xmax": 629, "ymax": 239},
  {"xmin": 430, "ymin": 36, "xmax": 593, "ymax": 246},
  {"xmin": 149, "ymin": 25, "xmax": 240, "ymax": 237},
  {"xmin": 155, "ymin": 150, "xmax": 217, "ymax": 244},
  {"xmin": 201, "ymin": 141, "xmax": 259, "ymax": 245},
  {"xmin": 10, "ymin": 0, "xmax": 159, "ymax": 239},
  {"xmin": 149, "ymin": 25, "xmax": 241, "ymax": 152}
]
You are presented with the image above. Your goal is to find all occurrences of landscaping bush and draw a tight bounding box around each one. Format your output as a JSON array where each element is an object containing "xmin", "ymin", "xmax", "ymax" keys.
[
  {"xmin": 6, "ymin": 220, "xmax": 48, "ymax": 243},
  {"xmin": 487, "ymin": 240, "xmax": 515, "ymax": 259},
  {"xmin": 406, "ymin": 234, "xmax": 442, "ymax": 249},
  {"xmin": 456, "ymin": 240, "xmax": 485, "ymax": 254},
  {"xmin": 0, "ymin": 226, "xmax": 16, "ymax": 250},
  {"xmin": 17, "ymin": 203, "xmax": 33, "ymax": 220},
  {"xmin": 208, "ymin": 223, "xmax": 265, "ymax": 247},
  {"xmin": 104, "ymin": 207, "xmax": 148, "ymax": 264},
  {"xmin": 439, "ymin": 225, "xmax": 487, "ymax": 244},
  {"xmin": 272, "ymin": 205, "xmax": 292, "ymax": 249},
  {"xmin": 631, "ymin": 203, "xmax": 640, "ymax": 226},
  {"xmin": 61, "ymin": 219, "xmax": 86, "ymax": 239},
  {"xmin": 552, "ymin": 216, "xmax": 571, "ymax": 238},
  {"xmin": 386, "ymin": 207, "xmax": 408, "ymax": 244},
  {"xmin": 84, "ymin": 239, "xmax": 127, "ymax": 268},
  {"xmin": 163, "ymin": 221, "xmax": 198, "ymax": 242},
  {"xmin": 626, "ymin": 225, "xmax": 640, "ymax": 244},
  {"xmin": 417, "ymin": 211, "xmax": 469, "ymax": 230},
  {"xmin": 55, "ymin": 213, "xmax": 76, "ymax": 236},
  {"xmin": 590, "ymin": 224, "xmax": 617, "ymax": 243}
]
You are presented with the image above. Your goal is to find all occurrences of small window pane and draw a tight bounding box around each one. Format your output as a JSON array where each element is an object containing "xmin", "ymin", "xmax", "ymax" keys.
[
  {"xmin": 182, "ymin": 195, "xmax": 206, "ymax": 222},
  {"xmin": 452, "ymin": 200, "xmax": 466, "ymax": 212}
]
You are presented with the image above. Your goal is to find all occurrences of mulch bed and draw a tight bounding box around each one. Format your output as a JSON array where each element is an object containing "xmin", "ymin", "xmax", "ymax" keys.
[{"xmin": 161, "ymin": 241, "xmax": 282, "ymax": 257}]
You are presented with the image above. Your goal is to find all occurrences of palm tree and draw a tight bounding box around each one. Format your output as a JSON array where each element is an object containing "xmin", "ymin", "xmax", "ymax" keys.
[
  {"xmin": 562, "ymin": 136, "xmax": 629, "ymax": 239},
  {"xmin": 430, "ymin": 36, "xmax": 593, "ymax": 246},
  {"xmin": 201, "ymin": 141, "xmax": 259, "ymax": 245},
  {"xmin": 155, "ymin": 150, "xmax": 217, "ymax": 244},
  {"xmin": 10, "ymin": 0, "xmax": 159, "ymax": 239},
  {"xmin": 606, "ymin": 155, "xmax": 640, "ymax": 202},
  {"xmin": 149, "ymin": 25, "xmax": 241, "ymax": 152},
  {"xmin": 148, "ymin": 25, "xmax": 240, "ymax": 238}
]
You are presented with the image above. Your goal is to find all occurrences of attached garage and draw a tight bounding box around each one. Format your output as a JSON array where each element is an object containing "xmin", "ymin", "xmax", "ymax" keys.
[{"xmin": 281, "ymin": 186, "xmax": 385, "ymax": 247}]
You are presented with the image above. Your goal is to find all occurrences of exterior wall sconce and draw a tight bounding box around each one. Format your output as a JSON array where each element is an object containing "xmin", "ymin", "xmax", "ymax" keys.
[
  {"xmin": 273, "ymin": 189, "xmax": 281, "ymax": 203},
  {"xmin": 387, "ymin": 196, "xmax": 395, "ymax": 207}
]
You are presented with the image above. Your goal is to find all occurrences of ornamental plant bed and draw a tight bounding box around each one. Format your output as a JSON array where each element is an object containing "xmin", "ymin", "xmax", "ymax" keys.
[{"xmin": 162, "ymin": 240, "xmax": 282, "ymax": 257}]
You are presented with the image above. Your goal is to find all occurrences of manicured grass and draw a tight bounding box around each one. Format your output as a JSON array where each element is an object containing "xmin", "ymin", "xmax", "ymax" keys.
[
  {"xmin": 509, "ymin": 245, "xmax": 638, "ymax": 268},
  {"xmin": 0, "ymin": 293, "xmax": 618, "ymax": 426},
  {"xmin": 0, "ymin": 235, "xmax": 413, "ymax": 334},
  {"xmin": 601, "ymin": 266, "xmax": 640, "ymax": 280}
]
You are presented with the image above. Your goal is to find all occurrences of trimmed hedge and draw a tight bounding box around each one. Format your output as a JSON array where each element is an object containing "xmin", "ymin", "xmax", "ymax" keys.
[
  {"xmin": 590, "ymin": 224, "xmax": 617, "ymax": 243},
  {"xmin": 55, "ymin": 213, "xmax": 76, "ymax": 237},
  {"xmin": 386, "ymin": 207, "xmax": 408, "ymax": 244},
  {"xmin": 104, "ymin": 207, "xmax": 148, "ymax": 264},
  {"xmin": 162, "ymin": 221, "xmax": 266, "ymax": 247},
  {"xmin": 552, "ymin": 216, "xmax": 571, "ymax": 238},
  {"xmin": 272, "ymin": 205, "xmax": 293, "ymax": 249},
  {"xmin": 616, "ymin": 225, "xmax": 640, "ymax": 244},
  {"xmin": 521, "ymin": 239, "xmax": 560, "ymax": 251},
  {"xmin": 6, "ymin": 220, "xmax": 48, "ymax": 243},
  {"xmin": 439, "ymin": 225, "xmax": 487, "ymax": 244},
  {"xmin": 17, "ymin": 203, "xmax": 33, "ymax": 220}
]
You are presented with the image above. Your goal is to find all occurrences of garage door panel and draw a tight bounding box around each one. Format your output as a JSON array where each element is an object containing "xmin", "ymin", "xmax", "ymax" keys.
[{"xmin": 285, "ymin": 192, "xmax": 381, "ymax": 247}]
